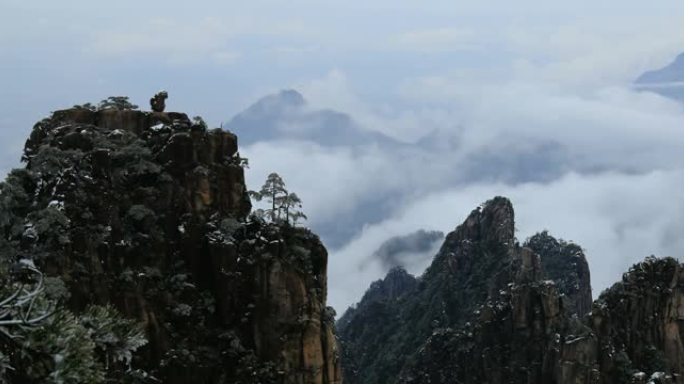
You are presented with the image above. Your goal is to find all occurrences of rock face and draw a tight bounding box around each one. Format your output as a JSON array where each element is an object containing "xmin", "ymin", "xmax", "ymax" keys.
[
  {"xmin": 398, "ymin": 247, "xmax": 573, "ymax": 384},
  {"xmin": 336, "ymin": 267, "xmax": 418, "ymax": 383},
  {"xmin": 18, "ymin": 107, "xmax": 341, "ymax": 383},
  {"xmin": 338, "ymin": 197, "xmax": 522, "ymax": 384},
  {"xmin": 339, "ymin": 197, "xmax": 684, "ymax": 384},
  {"xmin": 592, "ymin": 257, "xmax": 684, "ymax": 384},
  {"xmin": 526, "ymin": 231, "xmax": 592, "ymax": 317}
]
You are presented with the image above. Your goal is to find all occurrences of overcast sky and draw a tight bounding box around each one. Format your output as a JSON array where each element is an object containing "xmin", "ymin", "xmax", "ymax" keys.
[{"xmin": 3, "ymin": 0, "xmax": 684, "ymax": 312}]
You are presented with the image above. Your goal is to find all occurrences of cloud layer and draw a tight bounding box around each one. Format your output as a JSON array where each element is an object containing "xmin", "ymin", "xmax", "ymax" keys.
[
  {"xmin": 327, "ymin": 170, "xmax": 684, "ymax": 311},
  {"xmin": 242, "ymin": 70, "xmax": 684, "ymax": 312},
  {"xmin": 3, "ymin": 0, "xmax": 684, "ymax": 313}
]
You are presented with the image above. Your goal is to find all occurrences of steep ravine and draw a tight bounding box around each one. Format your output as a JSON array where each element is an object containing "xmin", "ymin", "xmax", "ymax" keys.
[{"xmin": 15, "ymin": 106, "xmax": 341, "ymax": 383}]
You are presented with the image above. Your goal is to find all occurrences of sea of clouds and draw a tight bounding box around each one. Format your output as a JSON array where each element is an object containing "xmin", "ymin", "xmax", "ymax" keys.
[{"xmin": 3, "ymin": 0, "xmax": 684, "ymax": 312}]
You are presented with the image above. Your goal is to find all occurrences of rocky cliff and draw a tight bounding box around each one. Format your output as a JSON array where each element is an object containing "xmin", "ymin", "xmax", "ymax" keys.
[
  {"xmin": 339, "ymin": 197, "xmax": 683, "ymax": 384},
  {"xmin": 527, "ymin": 230, "xmax": 593, "ymax": 318},
  {"xmin": 11, "ymin": 105, "xmax": 341, "ymax": 383},
  {"xmin": 338, "ymin": 197, "xmax": 522, "ymax": 383},
  {"xmin": 336, "ymin": 267, "xmax": 418, "ymax": 383},
  {"xmin": 592, "ymin": 257, "xmax": 684, "ymax": 384}
]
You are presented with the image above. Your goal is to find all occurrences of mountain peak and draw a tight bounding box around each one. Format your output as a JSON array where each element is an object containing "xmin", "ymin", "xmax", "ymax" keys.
[
  {"xmin": 635, "ymin": 51, "xmax": 684, "ymax": 85},
  {"xmin": 339, "ymin": 197, "xmax": 520, "ymax": 383},
  {"xmin": 425, "ymin": 196, "xmax": 516, "ymax": 278},
  {"xmin": 360, "ymin": 267, "xmax": 418, "ymax": 306},
  {"xmin": 525, "ymin": 230, "xmax": 592, "ymax": 316},
  {"xmin": 236, "ymin": 89, "xmax": 306, "ymax": 121},
  {"xmin": 455, "ymin": 196, "xmax": 515, "ymax": 245},
  {"xmin": 225, "ymin": 89, "xmax": 403, "ymax": 149},
  {"xmin": 277, "ymin": 89, "xmax": 306, "ymax": 106},
  {"xmin": 254, "ymin": 88, "xmax": 306, "ymax": 112}
]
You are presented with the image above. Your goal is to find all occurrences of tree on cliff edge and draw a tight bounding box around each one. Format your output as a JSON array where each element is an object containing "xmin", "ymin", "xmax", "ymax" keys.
[{"xmin": 249, "ymin": 173, "xmax": 307, "ymax": 225}]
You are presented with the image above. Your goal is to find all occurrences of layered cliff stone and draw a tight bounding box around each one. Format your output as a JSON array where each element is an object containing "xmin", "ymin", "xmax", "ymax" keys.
[
  {"xmin": 338, "ymin": 197, "xmax": 522, "ymax": 384},
  {"xmin": 526, "ymin": 231, "xmax": 592, "ymax": 317},
  {"xmin": 398, "ymin": 243, "xmax": 601, "ymax": 384},
  {"xmin": 592, "ymin": 257, "xmax": 684, "ymax": 383},
  {"xmin": 340, "ymin": 196, "xmax": 684, "ymax": 383},
  {"xmin": 343, "ymin": 267, "xmax": 418, "ymax": 313},
  {"xmin": 15, "ymin": 106, "xmax": 341, "ymax": 383},
  {"xmin": 336, "ymin": 267, "xmax": 417, "ymax": 383},
  {"xmin": 339, "ymin": 197, "xmax": 600, "ymax": 384}
]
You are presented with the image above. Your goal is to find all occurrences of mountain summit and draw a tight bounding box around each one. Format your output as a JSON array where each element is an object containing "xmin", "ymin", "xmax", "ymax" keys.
[
  {"xmin": 339, "ymin": 196, "xmax": 684, "ymax": 384},
  {"xmin": 634, "ymin": 52, "xmax": 684, "ymax": 101},
  {"xmin": 225, "ymin": 89, "xmax": 401, "ymax": 147},
  {"xmin": 636, "ymin": 53, "xmax": 684, "ymax": 84}
]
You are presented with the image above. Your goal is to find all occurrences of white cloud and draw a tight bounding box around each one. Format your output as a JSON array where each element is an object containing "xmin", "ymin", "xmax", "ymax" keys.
[
  {"xmin": 329, "ymin": 170, "xmax": 684, "ymax": 312},
  {"xmin": 297, "ymin": 70, "xmax": 460, "ymax": 141},
  {"xmin": 452, "ymin": 84, "xmax": 684, "ymax": 172},
  {"xmin": 243, "ymin": 140, "xmax": 406, "ymax": 226},
  {"xmin": 298, "ymin": 69, "xmax": 684, "ymax": 175},
  {"xmin": 255, "ymin": 68, "xmax": 684, "ymax": 313},
  {"xmin": 4, "ymin": 0, "xmax": 684, "ymax": 316},
  {"xmin": 505, "ymin": 21, "xmax": 684, "ymax": 87}
]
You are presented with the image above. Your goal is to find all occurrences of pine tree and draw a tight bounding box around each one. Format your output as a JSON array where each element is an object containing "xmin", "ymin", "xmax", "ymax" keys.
[
  {"xmin": 281, "ymin": 192, "xmax": 307, "ymax": 225},
  {"xmin": 249, "ymin": 173, "xmax": 306, "ymax": 225},
  {"xmin": 249, "ymin": 173, "xmax": 287, "ymax": 222}
]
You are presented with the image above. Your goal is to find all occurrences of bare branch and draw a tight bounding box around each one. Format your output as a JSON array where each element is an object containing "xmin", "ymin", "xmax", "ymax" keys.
[
  {"xmin": 0, "ymin": 265, "xmax": 52, "ymax": 331},
  {"xmin": 0, "ymin": 327, "xmax": 21, "ymax": 340},
  {"xmin": 0, "ymin": 286, "xmax": 23, "ymax": 308}
]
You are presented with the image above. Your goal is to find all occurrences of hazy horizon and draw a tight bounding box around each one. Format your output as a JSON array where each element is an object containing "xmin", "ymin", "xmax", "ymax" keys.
[{"xmin": 3, "ymin": 0, "xmax": 684, "ymax": 312}]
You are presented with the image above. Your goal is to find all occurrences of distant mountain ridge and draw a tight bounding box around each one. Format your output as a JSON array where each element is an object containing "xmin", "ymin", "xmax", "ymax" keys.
[
  {"xmin": 636, "ymin": 53, "xmax": 684, "ymax": 84},
  {"xmin": 635, "ymin": 52, "xmax": 684, "ymax": 101},
  {"xmin": 225, "ymin": 89, "xmax": 404, "ymax": 147},
  {"xmin": 226, "ymin": 90, "xmax": 574, "ymax": 251}
]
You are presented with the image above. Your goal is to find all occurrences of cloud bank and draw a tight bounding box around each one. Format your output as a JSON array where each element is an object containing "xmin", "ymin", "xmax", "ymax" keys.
[
  {"xmin": 242, "ymin": 69, "xmax": 684, "ymax": 312},
  {"xmin": 3, "ymin": 0, "xmax": 684, "ymax": 313}
]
